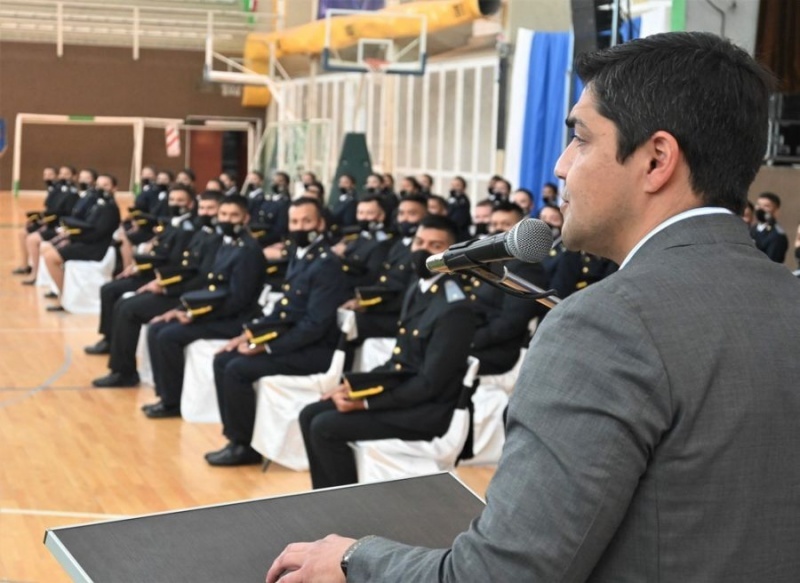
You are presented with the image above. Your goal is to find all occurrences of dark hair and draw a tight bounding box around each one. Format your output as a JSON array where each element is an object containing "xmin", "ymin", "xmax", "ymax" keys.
[
  {"xmin": 306, "ymin": 181, "xmax": 326, "ymax": 205},
  {"xmin": 290, "ymin": 196, "xmax": 323, "ymax": 217},
  {"xmin": 452, "ymin": 176, "xmax": 467, "ymax": 190},
  {"xmin": 574, "ymin": 32, "xmax": 772, "ymax": 214},
  {"xmin": 205, "ymin": 178, "xmax": 223, "ymax": 191},
  {"xmin": 489, "ymin": 174, "xmax": 503, "ymax": 183},
  {"xmin": 368, "ymin": 173, "xmax": 383, "ymax": 183},
  {"xmin": 359, "ymin": 194, "xmax": 386, "ymax": 212},
  {"xmin": 340, "ymin": 173, "xmax": 356, "ymax": 185},
  {"xmin": 99, "ymin": 173, "xmax": 118, "ymax": 187},
  {"xmin": 220, "ymin": 194, "xmax": 249, "ymax": 214},
  {"xmin": 401, "ymin": 176, "xmax": 421, "ymax": 193},
  {"xmin": 180, "ymin": 168, "xmax": 196, "ymax": 182},
  {"xmin": 83, "ymin": 168, "xmax": 99, "ymax": 181},
  {"xmin": 494, "ymin": 179, "xmax": 512, "ymax": 192},
  {"xmin": 420, "ymin": 173, "xmax": 434, "ymax": 187},
  {"xmin": 303, "ymin": 170, "xmax": 318, "ymax": 181},
  {"xmin": 428, "ymin": 194, "xmax": 449, "ymax": 210},
  {"xmin": 514, "ymin": 188, "xmax": 534, "ymax": 202},
  {"xmin": 274, "ymin": 171, "xmax": 290, "ymax": 185},
  {"xmin": 198, "ymin": 190, "xmax": 224, "ymax": 204},
  {"xmin": 542, "ymin": 182, "xmax": 558, "ymax": 193},
  {"xmin": 758, "ymin": 192, "xmax": 781, "ymax": 208},
  {"xmin": 249, "ymin": 170, "xmax": 265, "ymax": 181},
  {"xmin": 169, "ymin": 185, "xmax": 193, "ymax": 197},
  {"xmin": 220, "ymin": 170, "xmax": 237, "ymax": 181},
  {"xmin": 159, "ymin": 170, "xmax": 175, "ymax": 182},
  {"xmin": 492, "ymin": 201, "xmax": 525, "ymax": 221},
  {"xmin": 382, "ymin": 173, "xmax": 395, "ymax": 187},
  {"xmin": 476, "ymin": 198, "xmax": 494, "ymax": 209},
  {"xmin": 62, "ymin": 165, "xmax": 77, "ymax": 176},
  {"xmin": 399, "ymin": 194, "xmax": 428, "ymax": 209},
  {"xmin": 419, "ymin": 215, "xmax": 458, "ymax": 244}
]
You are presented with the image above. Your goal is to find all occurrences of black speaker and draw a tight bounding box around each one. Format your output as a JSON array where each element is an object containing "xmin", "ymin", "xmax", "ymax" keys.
[{"xmin": 570, "ymin": 0, "xmax": 620, "ymax": 59}]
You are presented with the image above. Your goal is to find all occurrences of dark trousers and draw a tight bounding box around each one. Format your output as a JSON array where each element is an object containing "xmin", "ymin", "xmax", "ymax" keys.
[
  {"xmin": 98, "ymin": 276, "xmax": 150, "ymax": 338},
  {"xmin": 107, "ymin": 292, "xmax": 181, "ymax": 376},
  {"xmin": 213, "ymin": 346, "xmax": 333, "ymax": 445},
  {"xmin": 354, "ymin": 311, "xmax": 400, "ymax": 340},
  {"xmin": 299, "ymin": 400, "xmax": 433, "ymax": 489},
  {"xmin": 148, "ymin": 317, "xmax": 244, "ymax": 407}
]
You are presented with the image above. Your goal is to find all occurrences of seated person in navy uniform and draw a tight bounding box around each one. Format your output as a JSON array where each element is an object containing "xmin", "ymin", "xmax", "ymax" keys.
[
  {"xmin": 251, "ymin": 171, "xmax": 291, "ymax": 258},
  {"xmin": 489, "ymin": 177, "xmax": 512, "ymax": 205},
  {"xmin": 204, "ymin": 197, "xmax": 349, "ymax": 466},
  {"xmin": 538, "ymin": 203, "xmax": 566, "ymax": 282},
  {"xmin": 300, "ymin": 215, "xmax": 477, "ymax": 489},
  {"xmin": 417, "ymin": 173, "xmax": 435, "ymax": 198},
  {"xmin": 329, "ymin": 173, "xmax": 359, "ymax": 238},
  {"xmin": 470, "ymin": 198, "xmax": 493, "ymax": 238},
  {"xmin": 339, "ymin": 194, "xmax": 428, "ymax": 342},
  {"xmin": 550, "ymin": 250, "xmax": 618, "ymax": 299},
  {"xmin": 398, "ymin": 175, "xmax": 422, "ymax": 199},
  {"xmin": 511, "ymin": 187, "xmax": 535, "ymax": 217},
  {"xmin": 141, "ymin": 195, "xmax": 266, "ymax": 418},
  {"xmin": 19, "ymin": 166, "xmax": 82, "ymax": 283},
  {"xmin": 428, "ymin": 195, "xmax": 449, "ymax": 217},
  {"xmin": 244, "ymin": 170, "xmax": 266, "ymax": 214},
  {"xmin": 39, "ymin": 173, "xmax": 121, "ymax": 309},
  {"xmin": 446, "ymin": 176, "xmax": 473, "ymax": 242},
  {"xmin": 219, "ymin": 171, "xmax": 239, "ymax": 196},
  {"xmin": 89, "ymin": 192, "xmax": 224, "ymax": 388},
  {"xmin": 468, "ymin": 202, "xmax": 550, "ymax": 375},
  {"xmin": 331, "ymin": 195, "xmax": 394, "ymax": 294},
  {"xmin": 84, "ymin": 185, "xmax": 198, "ymax": 357},
  {"xmin": 365, "ymin": 172, "xmax": 397, "ymax": 219},
  {"xmin": 751, "ymin": 192, "xmax": 789, "ymax": 263},
  {"xmin": 118, "ymin": 170, "xmax": 174, "ymax": 268},
  {"xmin": 14, "ymin": 166, "xmax": 60, "ymax": 275}
]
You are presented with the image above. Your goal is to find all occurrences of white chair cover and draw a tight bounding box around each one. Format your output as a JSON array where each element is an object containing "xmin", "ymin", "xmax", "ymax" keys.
[
  {"xmin": 61, "ymin": 247, "xmax": 117, "ymax": 314},
  {"xmin": 476, "ymin": 348, "xmax": 527, "ymax": 395},
  {"xmin": 35, "ymin": 256, "xmax": 59, "ymax": 294},
  {"xmin": 137, "ymin": 324, "xmax": 153, "ymax": 386},
  {"xmin": 250, "ymin": 350, "xmax": 346, "ymax": 471},
  {"xmin": 180, "ymin": 339, "xmax": 227, "ymax": 423},
  {"xmin": 353, "ymin": 337, "xmax": 396, "ymax": 372},
  {"xmin": 460, "ymin": 386, "xmax": 509, "ymax": 466},
  {"xmin": 351, "ymin": 357, "xmax": 481, "ymax": 483}
]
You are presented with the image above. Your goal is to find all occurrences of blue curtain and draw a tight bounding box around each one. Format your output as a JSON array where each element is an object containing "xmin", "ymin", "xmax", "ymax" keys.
[{"xmin": 518, "ymin": 32, "xmax": 572, "ymax": 215}]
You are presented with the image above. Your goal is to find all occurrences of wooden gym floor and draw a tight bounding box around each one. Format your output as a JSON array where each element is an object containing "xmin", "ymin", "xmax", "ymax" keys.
[{"xmin": 0, "ymin": 191, "xmax": 495, "ymax": 583}]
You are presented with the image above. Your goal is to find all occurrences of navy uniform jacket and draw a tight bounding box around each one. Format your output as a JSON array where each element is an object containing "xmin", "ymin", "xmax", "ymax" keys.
[
  {"xmin": 550, "ymin": 250, "xmax": 618, "ymax": 299},
  {"xmin": 29, "ymin": 181, "xmax": 79, "ymax": 233},
  {"xmin": 469, "ymin": 259, "xmax": 550, "ymax": 374},
  {"xmin": 541, "ymin": 236, "xmax": 566, "ymax": 283},
  {"xmin": 370, "ymin": 237, "xmax": 414, "ymax": 307},
  {"xmin": 751, "ymin": 223, "xmax": 789, "ymax": 263},
  {"xmin": 189, "ymin": 233, "xmax": 266, "ymax": 322},
  {"xmin": 132, "ymin": 182, "xmax": 163, "ymax": 214},
  {"xmin": 447, "ymin": 193, "xmax": 473, "ymax": 242},
  {"xmin": 341, "ymin": 230, "xmax": 395, "ymax": 291},
  {"xmin": 134, "ymin": 216, "xmax": 198, "ymax": 278},
  {"xmin": 245, "ymin": 186, "xmax": 266, "ymax": 215},
  {"xmin": 365, "ymin": 274, "xmax": 476, "ymax": 436},
  {"xmin": 158, "ymin": 226, "xmax": 223, "ymax": 298},
  {"xmin": 329, "ymin": 190, "xmax": 358, "ymax": 233},
  {"xmin": 59, "ymin": 192, "xmax": 121, "ymax": 261},
  {"xmin": 250, "ymin": 192, "xmax": 290, "ymax": 240},
  {"xmin": 253, "ymin": 238, "xmax": 348, "ymax": 355}
]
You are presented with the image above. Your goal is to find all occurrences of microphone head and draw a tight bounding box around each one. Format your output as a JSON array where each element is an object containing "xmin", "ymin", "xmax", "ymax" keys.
[{"xmin": 506, "ymin": 219, "xmax": 554, "ymax": 263}]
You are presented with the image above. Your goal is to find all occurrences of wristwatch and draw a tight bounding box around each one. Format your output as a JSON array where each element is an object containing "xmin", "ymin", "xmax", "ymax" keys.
[{"xmin": 340, "ymin": 535, "xmax": 375, "ymax": 577}]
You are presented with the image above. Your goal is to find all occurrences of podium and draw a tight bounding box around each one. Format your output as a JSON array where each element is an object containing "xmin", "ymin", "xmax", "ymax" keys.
[{"xmin": 44, "ymin": 473, "xmax": 484, "ymax": 582}]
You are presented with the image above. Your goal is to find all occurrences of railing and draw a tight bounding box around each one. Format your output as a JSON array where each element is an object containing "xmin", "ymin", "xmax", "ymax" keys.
[{"xmin": 0, "ymin": 0, "xmax": 282, "ymax": 57}]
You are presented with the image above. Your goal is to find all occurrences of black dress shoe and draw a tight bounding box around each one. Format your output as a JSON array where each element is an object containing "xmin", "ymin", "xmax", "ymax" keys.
[
  {"xmin": 12, "ymin": 266, "xmax": 32, "ymax": 275},
  {"xmin": 92, "ymin": 372, "xmax": 140, "ymax": 388},
  {"xmin": 46, "ymin": 305, "xmax": 65, "ymax": 312},
  {"xmin": 205, "ymin": 443, "xmax": 262, "ymax": 466},
  {"xmin": 22, "ymin": 279, "xmax": 36, "ymax": 286},
  {"xmin": 44, "ymin": 291, "xmax": 58, "ymax": 299},
  {"xmin": 144, "ymin": 401, "xmax": 181, "ymax": 419},
  {"xmin": 141, "ymin": 402, "xmax": 157, "ymax": 412},
  {"xmin": 84, "ymin": 339, "xmax": 110, "ymax": 355}
]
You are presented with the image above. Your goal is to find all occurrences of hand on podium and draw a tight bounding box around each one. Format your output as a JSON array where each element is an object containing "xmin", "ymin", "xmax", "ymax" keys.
[{"xmin": 266, "ymin": 534, "xmax": 355, "ymax": 583}]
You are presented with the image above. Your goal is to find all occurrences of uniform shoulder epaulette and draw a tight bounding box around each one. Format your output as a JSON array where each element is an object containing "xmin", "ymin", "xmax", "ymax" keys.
[{"xmin": 444, "ymin": 279, "xmax": 466, "ymax": 303}]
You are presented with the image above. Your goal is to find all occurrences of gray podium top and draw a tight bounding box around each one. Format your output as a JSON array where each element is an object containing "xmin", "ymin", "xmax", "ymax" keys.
[{"xmin": 45, "ymin": 472, "xmax": 485, "ymax": 583}]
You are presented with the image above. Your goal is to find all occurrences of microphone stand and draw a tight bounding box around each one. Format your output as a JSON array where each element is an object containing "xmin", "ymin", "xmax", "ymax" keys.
[{"xmin": 465, "ymin": 262, "xmax": 561, "ymax": 309}]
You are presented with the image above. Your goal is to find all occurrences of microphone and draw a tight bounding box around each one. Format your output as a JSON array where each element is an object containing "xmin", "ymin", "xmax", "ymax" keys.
[{"xmin": 426, "ymin": 218, "xmax": 554, "ymax": 274}]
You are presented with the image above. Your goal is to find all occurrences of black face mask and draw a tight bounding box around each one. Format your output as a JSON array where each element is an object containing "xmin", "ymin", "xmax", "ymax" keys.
[
  {"xmin": 142, "ymin": 178, "xmax": 152, "ymax": 187},
  {"xmin": 397, "ymin": 221, "xmax": 418, "ymax": 238},
  {"xmin": 339, "ymin": 187, "xmax": 350, "ymax": 196},
  {"xmin": 78, "ymin": 182, "xmax": 90, "ymax": 191},
  {"xmin": 474, "ymin": 222, "xmax": 489, "ymax": 236},
  {"xmin": 366, "ymin": 187, "xmax": 378, "ymax": 195},
  {"xmin": 246, "ymin": 183, "xmax": 257, "ymax": 193},
  {"xmin": 216, "ymin": 222, "xmax": 244, "ymax": 238},
  {"xmin": 449, "ymin": 189, "xmax": 462, "ymax": 198},
  {"xmin": 399, "ymin": 190, "xmax": 410, "ymax": 198},
  {"xmin": 271, "ymin": 184, "xmax": 282, "ymax": 195},
  {"xmin": 158, "ymin": 183, "xmax": 170, "ymax": 192},
  {"xmin": 755, "ymin": 208, "xmax": 772, "ymax": 224},
  {"xmin": 358, "ymin": 220, "xmax": 382, "ymax": 232},
  {"xmin": 168, "ymin": 205, "xmax": 188, "ymax": 217},
  {"xmin": 45, "ymin": 179, "xmax": 54, "ymax": 187},
  {"xmin": 411, "ymin": 249, "xmax": 433, "ymax": 279},
  {"xmin": 194, "ymin": 215, "xmax": 216, "ymax": 229},
  {"xmin": 289, "ymin": 229, "xmax": 318, "ymax": 248}
]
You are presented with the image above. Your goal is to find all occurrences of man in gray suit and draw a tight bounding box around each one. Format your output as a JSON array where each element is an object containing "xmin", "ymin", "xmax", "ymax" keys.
[{"xmin": 267, "ymin": 32, "xmax": 800, "ymax": 582}]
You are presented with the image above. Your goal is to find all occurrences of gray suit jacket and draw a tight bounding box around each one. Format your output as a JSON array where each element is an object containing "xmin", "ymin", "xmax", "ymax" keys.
[{"xmin": 349, "ymin": 214, "xmax": 800, "ymax": 582}]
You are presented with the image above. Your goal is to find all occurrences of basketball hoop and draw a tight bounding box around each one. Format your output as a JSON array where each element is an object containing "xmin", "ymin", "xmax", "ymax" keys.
[{"xmin": 363, "ymin": 57, "xmax": 390, "ymax": 74}]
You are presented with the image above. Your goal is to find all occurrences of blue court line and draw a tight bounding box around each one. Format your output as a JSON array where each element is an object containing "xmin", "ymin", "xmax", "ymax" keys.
[{"xmin": 0, "ymin": 346, "xmax": 73, "ymax": 409}]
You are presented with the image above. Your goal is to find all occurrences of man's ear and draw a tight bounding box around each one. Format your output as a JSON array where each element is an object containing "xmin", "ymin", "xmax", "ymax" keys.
[{"xmin": 643, "ymin": 130, "xmax": 680, "ymax": 193}]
